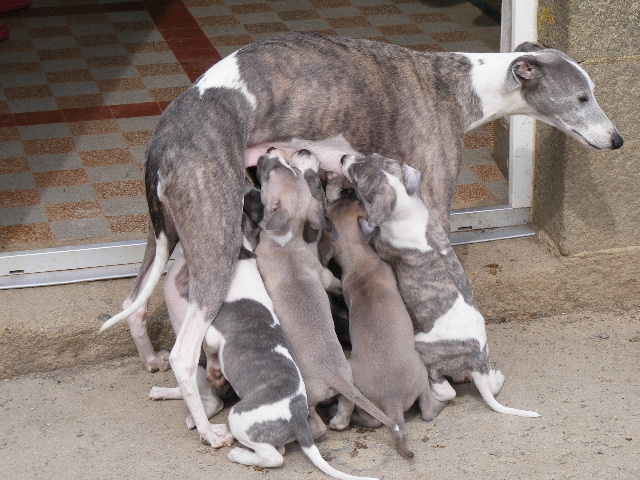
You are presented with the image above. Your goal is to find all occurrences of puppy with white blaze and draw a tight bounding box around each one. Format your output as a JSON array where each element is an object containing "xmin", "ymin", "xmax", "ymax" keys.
[
  {"xmin": 151, "ymin": 202, "xmax": 378, "ymax": 480},
  {"xmin": 342, "ymin": 153, "xmax": 540, "ymax": 419}
]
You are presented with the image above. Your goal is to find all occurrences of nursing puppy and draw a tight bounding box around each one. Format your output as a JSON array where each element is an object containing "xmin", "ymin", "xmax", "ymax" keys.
[
  {"xmin": 322, "ymin": 191, "xmax": 446, "ymax": 458},
  {"xmin": 342, "ymin": 153, "xmax": 539, "ymax": 418},
  {"xmin": 255, "ymin": 148, "xmax": 402, "ymax": 446}
]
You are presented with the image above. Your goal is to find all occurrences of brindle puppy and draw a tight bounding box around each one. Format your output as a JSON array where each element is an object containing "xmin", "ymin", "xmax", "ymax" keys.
[{"xmin": 342, "ymin": 153, "xmax": 540, "ymax": 418}]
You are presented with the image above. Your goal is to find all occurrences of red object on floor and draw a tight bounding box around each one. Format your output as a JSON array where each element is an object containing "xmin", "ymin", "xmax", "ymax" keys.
[
  {"xmin": 0, "ymin": 24, "xmax": 8, "ymax": 41},
  {"xmin": 0, "ymin": 0, "xmax": 32, "ymax": 14}
]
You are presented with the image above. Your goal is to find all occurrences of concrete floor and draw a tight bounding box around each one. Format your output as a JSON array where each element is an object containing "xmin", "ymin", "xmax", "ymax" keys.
[
  {"xmin": 1, "ymin": 234, "xmax": 639, "ymax": 479},
  {"xmin": 1, "ymin": 305, "xmax": 638, "ymax": 480}
]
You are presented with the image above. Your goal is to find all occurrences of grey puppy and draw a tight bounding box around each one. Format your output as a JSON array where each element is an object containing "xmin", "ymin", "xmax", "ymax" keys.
[
  {"xmin": 342, "ymin": 153, "xmax": 540, "ymax": 418},
  {"xmin": 255, "ymin": 148, "xmax": 402, "ymax": 447},
  {"xmin": 322, "ymin": 191, "xmax": 446, "ymax": 458}
]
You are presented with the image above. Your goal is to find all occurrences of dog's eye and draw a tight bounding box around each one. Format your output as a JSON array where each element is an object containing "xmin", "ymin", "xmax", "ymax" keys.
[{"xmin": 578, "ymin": 94, "xmax": 589, "ymax": 103}]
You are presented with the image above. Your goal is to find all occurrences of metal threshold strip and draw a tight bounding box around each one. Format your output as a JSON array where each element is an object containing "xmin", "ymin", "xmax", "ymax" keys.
[{"xmin": 0, "ymin": 205, "xmax": 534, "ymax": 290}]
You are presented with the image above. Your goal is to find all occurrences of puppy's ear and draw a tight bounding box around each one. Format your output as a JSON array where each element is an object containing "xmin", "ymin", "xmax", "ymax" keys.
[
  {"xmin": 303, "ymin": 202, "xmax": 325, "ymax": 242},
  {"xmin": 263, "ymin": 199, "xmax": 289, "ymax": 231},
  {"xmin": 302, "ymin": 169, "xmax": 325, "ymax": 203},
  {"xmin": 366, "ymin": 192, "xmax": 393, "ymax": 228},
  {"xmin": 243, "ymin": 187, "xmax": 264, "ymax": 226},
  {"xmin": 402, "ymin": 163, "xmax": 422, "ymax": 196},
  {"xmin": 238, "ymin": 245, "xmax": 257, "ymax": 260},
  {"xmin": 514, "ymin": 41, "xmax": 546, "ymax": 53},
  {"xmin": 317, "ymin": 229, "xmax": 336, "ymax": 267},
  {"xmin": 359, "ymin": 216, "xmax": 379, "ymax": 243},
  {"xmin": 325, "ymin": 215, "xmax": 339, "ymax": 242},
  {"xmin": 505, "ymin": 55, "xmax": 543, "ymax": 91},
  {"xmin": 303, "ymin": 221, "xmax": 320, "ymax": 243}
]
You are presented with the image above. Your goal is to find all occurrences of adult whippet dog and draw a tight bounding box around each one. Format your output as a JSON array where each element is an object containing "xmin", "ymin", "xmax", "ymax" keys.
[{"xmin": 100, "ymin": 32, "xmax": 622, "ymax": 448}]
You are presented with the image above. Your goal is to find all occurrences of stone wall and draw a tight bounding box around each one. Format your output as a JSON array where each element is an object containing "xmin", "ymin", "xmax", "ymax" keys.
[{"xmin": 532, "ymin": 1, "xmax": 640, "ymax": 255}]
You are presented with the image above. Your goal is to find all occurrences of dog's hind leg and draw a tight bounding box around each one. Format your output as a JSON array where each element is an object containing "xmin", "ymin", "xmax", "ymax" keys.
[
  {"xmin": 148, "ymin": 366, "xmax": 225, "ymax": 429},
  {"xmin": 329, "ymin": 394, "xmax": 355, "ymax": 430},
  {"xmin": 165, "ymin": 150, "xmax": 245, "ymax": 448},
  {"xmin": 227, "ymin": 443, "xmax": 284, "ymax": 469},
  {"xmin": 350, "ymin": 407, "xmax": 382, "ymax": 428},
  {"xmin": 122, "ymin": 227, "xmax": 176, "ymax": 372}
]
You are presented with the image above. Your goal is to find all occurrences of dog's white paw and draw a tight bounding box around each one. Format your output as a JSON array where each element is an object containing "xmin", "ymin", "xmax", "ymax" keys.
[
  {"xmin": 200, "ymin": 423, "xmax": 234, "ymax": 448},
  {"xmin": 431, "ymin": 380, "xmax": 457, "ymax": 402},
  {"xmin": 329, "ymin": 414, "xmax": 350, "ymax": 431},
  {"xmin": 143, "ymin": 351, "xmax": 171, "ymax": 373}
]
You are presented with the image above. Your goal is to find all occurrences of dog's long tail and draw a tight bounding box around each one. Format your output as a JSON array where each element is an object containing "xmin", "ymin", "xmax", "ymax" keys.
[
  {"xmin": 99, "ymin": 232, "xmax": 171, "ymax": 332},
  {"xmin": 286, "ymin": 394, "xmax": 379, "ymax": 480},
  {"xmin": 472, "ymin": 371, "xmax": 541, "ymax": 418},
  {"xmin": 331, "ymin": 377, "xmax": 412, "ymax": 458},
  {"xmin": 301, "ymin": 445, "xmax": 379, "ymax": 480}
]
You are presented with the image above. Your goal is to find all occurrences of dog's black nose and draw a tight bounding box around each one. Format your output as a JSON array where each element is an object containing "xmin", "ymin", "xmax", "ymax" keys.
[
  {"xmin": 298, "ymin": 148, "xmax": 311, "ymax": 156},
  {"xmin": 267, "ymin": 146, "xmax": 277, "ymax": 153},
  {"xmin": 611, "ymin": 133, "xmax": 623, "ymax": 150}
]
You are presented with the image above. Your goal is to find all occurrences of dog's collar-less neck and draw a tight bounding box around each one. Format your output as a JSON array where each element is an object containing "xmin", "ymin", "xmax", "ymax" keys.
[{"xmin": 463, "ymin": 52, "xmax": 532, "ymax": 131}]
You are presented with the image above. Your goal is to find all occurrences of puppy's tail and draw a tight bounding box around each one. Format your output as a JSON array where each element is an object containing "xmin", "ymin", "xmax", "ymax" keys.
[
  {"xmin": 99, "ymin": 232, "xmax": 171, "ymax": 332},
  {"xmin": 301, "ymin": 445, "xmax": 379, "ymax": 480},
  {"xmin": 332, "ymin": 377, "xmax": 412, "ymax": 458},
  {"xmin": 290, "ymin": 394, "xmax": 379, "ymax": 480},
  {"xmin": 472, "ymin": 371, "xmax": 540, "ymax": 418},
  {"xmin": 388, "ymin": 412, "xmax": 413, "ymax": 460}
]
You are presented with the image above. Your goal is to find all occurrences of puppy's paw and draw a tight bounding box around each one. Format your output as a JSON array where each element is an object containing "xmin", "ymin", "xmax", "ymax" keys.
[
  {"xmin": 329, "ymin": 414, "xmax": 350, "ymax": 431},
  {"xmin": 148, "ymin": 385, "xmax": 181, "ymax": 401},
  {"xmin": 200, "ymin": 423, "xmax": 234, "ymax": 448},
  {"xmin": 143, "ymin": 351, "xmax": 171, "ymax": 373}
]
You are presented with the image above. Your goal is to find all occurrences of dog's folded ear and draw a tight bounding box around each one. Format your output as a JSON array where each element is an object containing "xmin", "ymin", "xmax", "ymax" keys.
[
  {"xmin": 243, "ymin": 187, "xmax": 264, "ymax": 226},
  {"xmin": 505, "ymin": 55, "xmax": 544, "ymax": 91},
  {"xmin": 514, "ymin": 41, "xmax": 546, "ymax": 53},
  {"xmin": 358, "ymin": 216, "xmax": 379, "ymax": 243},
  {"xmin": 238, "ymin": 245, "xmax": 257, "ymax": 260},
  {"xmin": 303, "ymin": 221, "xmax": 320, "ymax": 243},
  {"xmin": 366, "ymin": 189, "xmax": 394, "ymax": 228},
  {"xmin": 317, "ymin": 229, "xmax": 335, "ymax": 267},
  {"xmin": 325, "ymin": 215, "xmax": 339, "ymax": 242},
  {"xmin": 402, "ymin": 163, "xmax": 422, "ymax": 196},
  {"xmin": 302, "ymin": 169, "xmax": 326, "ymax": 203}
]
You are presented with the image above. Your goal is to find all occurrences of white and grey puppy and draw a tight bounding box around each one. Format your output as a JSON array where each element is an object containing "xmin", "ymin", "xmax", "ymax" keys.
[
  {"xmin": 255, "ymin": 148, "xmax": 401, "ymax": 445},
  {"xmin": 322, "ymin": 191, "xmax": 447, "ymax": 458},
  {"xmin": 342, "ymin": 153, "xmax": 540, "ymax": 418},
  {"xmin": 151, "ymin": 197, "xmax": 377, "ymax": 480}
]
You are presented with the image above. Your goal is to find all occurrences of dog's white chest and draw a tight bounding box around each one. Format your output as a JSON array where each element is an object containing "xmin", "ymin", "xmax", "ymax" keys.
[
  {"xmin": 381, "ymin": 174, "xmax": 432, "ymax": 252},
  {"xmin": 414, "ymin": 293, "xmax": 487, "ymax": 348}
]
